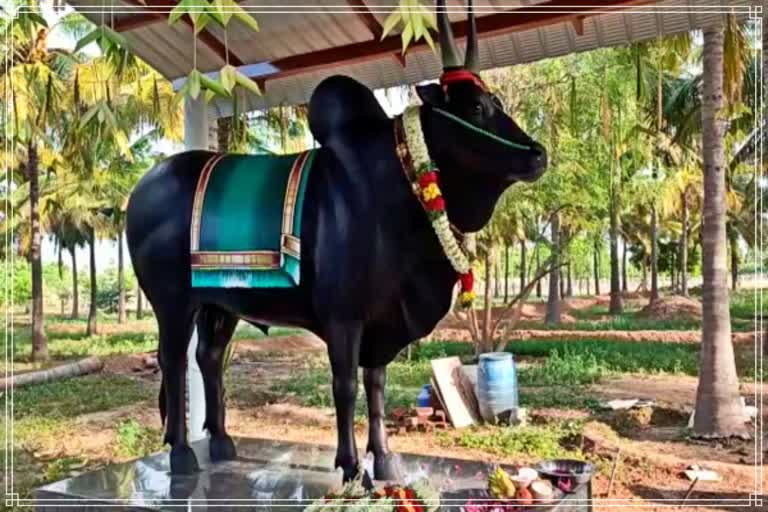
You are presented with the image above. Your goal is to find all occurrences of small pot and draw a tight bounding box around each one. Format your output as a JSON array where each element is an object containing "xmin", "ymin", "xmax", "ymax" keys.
[{"xmin": 530, "ymin": 479, "xmax": 554, "ymax": 503}]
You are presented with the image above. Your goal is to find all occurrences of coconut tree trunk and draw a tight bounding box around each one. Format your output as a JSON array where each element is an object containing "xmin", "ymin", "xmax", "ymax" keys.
[
  {"xmin": 567, "ymin": 262, "xmax": 573, "ymax": 297},
  {"xmin": 622, "ymin": 236, "xmax": 629, "ymax": 293},
  {"xmin": 70, "ymin": 246, "xmax": 79, "ymax": 319},
  {"xmin": 693, "ymin": 24, "xmax": 748, "ymax": 437},
  {"xmin": 117, "ymin": 231, "xmax": 126, "ymax": 324},
  {"xmin": 670, "ymin": 244, "xmax": 677, "ymax": 293},
  {"xmin": 680, "ymin": 193, "xmax": 689, "ymax": 296},
  {"xmin": 86, "ymin": 227, "xmax": 98, "ymax": 336},
  {"xmin": 504, "ymin": 244, "xmax": 510, "ymax": 303},
  {"xmin": 28, "ymin": 142, "xmax": 48, "ymax": 362},
  {"xmin": 559, "ymin": 268, "xmax": 565, "ymax": 300},
  {"xmin": 58, "ymin": 245, "xmax": 65, "ymax": 316},
  {"xmin": 57, "ymin": 244, "xmax": 63, "ymax": 279},
  {"xmin": 482, "ymin": 244, "xmax": 494, "ymax": 350},
  {"xmin": 609, "ymin": 195, "xmax": 623, "ymax": 314},
  {"xmin": 494, "ymin": 254, "xmax": 500, "ymax": 298},
  {"xmin": 520, "ymin": 239, "xmax": 527, "ymax": 293},
  {"xmin": 136, "ymin": 289, "xmax": 143, "ymax": 319},
  {"xmin": 650, "ymin": 206, "xmax": 660, "ymax": 302},
  {"xmin": 545, "ymin": 213, "xmax": 561, "ymax": 325},
  {"xmin": 593, "ymin": 240, "xmax": 601, "ymax": 296},
  {"xmin": 535, "ymin": 245, "xmax": 541, "ymax": 298}
]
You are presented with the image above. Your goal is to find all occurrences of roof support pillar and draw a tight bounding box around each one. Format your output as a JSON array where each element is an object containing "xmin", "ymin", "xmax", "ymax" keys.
[
  {"xmin": 184, "ymin": 94, "xmax": 208, "ymax": 442},
  {"xmin": 184, "ymin": 95, "xmax": 211, "ymax": 150}
]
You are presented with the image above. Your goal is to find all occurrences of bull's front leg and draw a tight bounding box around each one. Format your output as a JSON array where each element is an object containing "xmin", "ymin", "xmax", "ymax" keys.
[
  {"xmin": 325, "ymin": 321, "xmax": 363, "ymax": 482},
  {"xmin": 364, "ymin": 366, "xmax": 400, "ymax": 481}
]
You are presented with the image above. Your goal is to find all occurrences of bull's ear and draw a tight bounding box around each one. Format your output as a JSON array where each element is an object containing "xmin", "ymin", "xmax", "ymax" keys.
[{"xmin": 416, "ymin": 83, "xmax": 445, "ymax": 107}]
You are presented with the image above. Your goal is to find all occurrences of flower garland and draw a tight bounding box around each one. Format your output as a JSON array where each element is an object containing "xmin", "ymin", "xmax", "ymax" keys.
[
  {"xmin": 402, "ymin": 107, "xmax": 475, "ymax": 308},
  {"xmin": 305, "ymin": 477, "xmax": 440, "ymax": 512}
]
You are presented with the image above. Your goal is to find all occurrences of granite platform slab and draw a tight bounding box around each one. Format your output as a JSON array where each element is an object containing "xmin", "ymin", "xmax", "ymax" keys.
[{"xmin": 33, "ymin": 437, "xmax": 592, "ymax": 511}]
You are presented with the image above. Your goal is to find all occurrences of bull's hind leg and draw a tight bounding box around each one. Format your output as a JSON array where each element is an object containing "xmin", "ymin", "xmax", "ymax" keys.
[
  {"xmin": 324, "ymin": 321, "xmax": 364, "ymax": 482},
  {"xmin": 195, "ymin": 306, "xmax": 239, "ymax": 462},
  {"xmin": 156, "ymin": 306, "xmax": 199, "ymax": 474},
  {"xmin": 364, "ymin": 366, "xmax": 400, "ymax": 481}
]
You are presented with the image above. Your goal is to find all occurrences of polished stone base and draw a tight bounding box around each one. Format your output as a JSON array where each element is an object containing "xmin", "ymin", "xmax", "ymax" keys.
[{"xmin": 33, "ymin": 437, "xmax": 591, "ymax": 511}]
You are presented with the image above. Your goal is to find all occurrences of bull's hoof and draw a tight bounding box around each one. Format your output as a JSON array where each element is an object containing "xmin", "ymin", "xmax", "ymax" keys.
[
  {"xmin": 209, "ymin": 434, "xmax": 237, "ymax": 462},
  {"xmin": 373, "ymin": 453, "xmax": 401, "ymax": 482},
  {"xmin": 170, "ymin": 444, "xmax": 200, "ymax": 475},
  {"xmin": 341, "ymin": 464, "xmax": 360, "ymax": 483}
]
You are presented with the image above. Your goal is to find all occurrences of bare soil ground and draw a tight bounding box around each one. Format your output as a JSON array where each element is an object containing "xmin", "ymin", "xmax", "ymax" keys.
[
  {"xmin": 429, "ymin": 294, "xmax": 756, "ymax": 345},
  {"xmin": 638, "ymin": 296, "xmax": 703, "ymax": 321},
  {"xmin": 28, "ymin": 334, "xmax": 764, "ymax": 512}
]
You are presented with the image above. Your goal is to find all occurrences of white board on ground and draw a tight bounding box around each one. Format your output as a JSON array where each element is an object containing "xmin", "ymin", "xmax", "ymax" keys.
[{"xmin": 431, "ymin": 357, "xmax": 477, "ymax": 428}]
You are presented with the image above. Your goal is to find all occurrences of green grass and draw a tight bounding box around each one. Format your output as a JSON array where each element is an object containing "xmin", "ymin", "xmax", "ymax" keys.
[
  {"xmin": 508, "ymin": 340, "xmax": 700, "ymax": 376},
  {"xmin": 13, "ymin": 330, "xmax": 157, "ymax": 363},
  {"xmin": 113, "ymin": 419, "xmax": 164, "ymax": 459},
  {"xmin": 730, "ymin": 290, "xmax": 765, "ymax": 320},
  {"xmin": 519, "ymin": 387, "xmax": 601, "ymax": 410},
  {"xmin": 14, "ymin": 374, "xmax": 155, "ymax": 423},
  {"xmin": 439, "ymin": 421, "xmax": 584, "ymax": 461},
  {"xmin": 232, "ymin": 325, "xmax": 304, "ymax": 340},
  {"xmin": 411, "ymin": 339, "xmax": 701, "ymax": 376},
  {"xmin": 11, "ymin": 315, "xmax": 303, "ymax": 364},
  {"xmin": 518, "ymin": 350, "xmax": 609, "ymax": 386},
  {"xmin": 4, "ymin": 375, "xmax": 157, "ymax": 504},
  {"xmin": 564, "ymin": 306, "xmax": 753, "ymax": 332},
  {"xmin": 270, "ymin": 357, "xmax": 433, "ymax": 416}
]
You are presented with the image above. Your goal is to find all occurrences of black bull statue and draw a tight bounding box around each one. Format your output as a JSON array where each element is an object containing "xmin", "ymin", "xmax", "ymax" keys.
[{"xmin": 126, "ymin": 1, "xmax": 547, "ymax": 480}]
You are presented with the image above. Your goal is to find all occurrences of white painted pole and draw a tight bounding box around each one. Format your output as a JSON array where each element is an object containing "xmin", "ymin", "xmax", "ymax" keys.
[{"xmin": 184, "ymin": 95, "xmax": 209, "ymax": 442}]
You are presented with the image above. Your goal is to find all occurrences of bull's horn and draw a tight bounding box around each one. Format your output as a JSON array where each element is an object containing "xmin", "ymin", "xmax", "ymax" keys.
[
  {"xmin": 437, "ymin": 0, "xmax": 461, "ymax": 69},
  {"xmin": 464, "ymin": 0, "xmax": 479, "ymax": 72}
]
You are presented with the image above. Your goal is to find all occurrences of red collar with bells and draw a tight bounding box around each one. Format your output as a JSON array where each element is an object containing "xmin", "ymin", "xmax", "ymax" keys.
[{"xmin": 440, "ymin": 69, "xmax": 488, "ymax": 92}]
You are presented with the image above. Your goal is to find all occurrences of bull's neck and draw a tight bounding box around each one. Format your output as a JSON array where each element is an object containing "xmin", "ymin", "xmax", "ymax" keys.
[{"xmin": 418, "ymin": 109, "xmax": 506, "ymax": 232}]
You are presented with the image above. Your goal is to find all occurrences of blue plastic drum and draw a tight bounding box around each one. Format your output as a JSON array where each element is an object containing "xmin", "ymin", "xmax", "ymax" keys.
[{"xmin": 476, "ymin": 352, "xmax": 518, "ymax": 422}]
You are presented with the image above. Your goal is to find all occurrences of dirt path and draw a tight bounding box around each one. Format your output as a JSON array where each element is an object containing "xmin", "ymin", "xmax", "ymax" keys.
[{"xmin": 589, "ymin": 374, "xmax": 765, "ymax": 411}]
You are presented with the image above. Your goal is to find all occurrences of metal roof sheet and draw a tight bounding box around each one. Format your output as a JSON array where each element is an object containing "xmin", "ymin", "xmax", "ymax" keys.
[{"xmin": 65, "ymin": 1, "xmax": 757, "ymax": 116}]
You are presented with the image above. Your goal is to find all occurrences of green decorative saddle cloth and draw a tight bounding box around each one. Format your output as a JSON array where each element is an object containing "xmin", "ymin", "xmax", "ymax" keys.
[{"xmin": 191, "ymin": 150, "xmax": 316, "ymax": 288}]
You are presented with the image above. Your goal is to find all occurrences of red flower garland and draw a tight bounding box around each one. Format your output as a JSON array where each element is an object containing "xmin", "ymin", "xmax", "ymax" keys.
[{"xmin": 414, "ymin": 170, "xmax": 475, "ymax": 307}]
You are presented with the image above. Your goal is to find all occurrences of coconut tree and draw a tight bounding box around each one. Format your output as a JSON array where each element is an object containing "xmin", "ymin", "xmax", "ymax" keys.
[
  {"xmin": 692, "ymin": 23, "xmax": 749, "ymax": 438},
  {"xmin": 1, "ymin": 7, "xmax": 72, "ymax": 361},
  {"xmin": 634, "ymin": 33, "xmax": 693, "ymax": 304}
]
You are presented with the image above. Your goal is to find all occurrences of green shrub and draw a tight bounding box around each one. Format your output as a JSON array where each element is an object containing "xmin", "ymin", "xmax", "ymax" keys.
[{"xmin": 444, "ymin": 422, "xmax": 584, "ymax": 460}]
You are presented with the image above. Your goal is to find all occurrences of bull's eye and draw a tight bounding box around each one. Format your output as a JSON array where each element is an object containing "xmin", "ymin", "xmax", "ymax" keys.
[
  {"xmin": 473, "ymin": 102, "xmax": 483, "ymax": 114},
  {"xmin": 491, "ymin": 95, "xmax": 504, "ymax": 110}
]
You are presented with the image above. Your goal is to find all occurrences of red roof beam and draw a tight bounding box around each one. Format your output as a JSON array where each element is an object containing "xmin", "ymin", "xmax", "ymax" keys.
[
  {"xmin": 346, "ymin": 0, "xmax": 384, "ymax": 40},
  {"xmin": 254, "ymin": 0, "xmax": 655, "ymax": 85}
]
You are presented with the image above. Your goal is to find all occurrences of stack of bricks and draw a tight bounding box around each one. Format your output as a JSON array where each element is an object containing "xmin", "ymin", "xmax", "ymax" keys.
[{"xmin": 386, "ymin": 407, "xmax": 450, "ymax": 434}]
